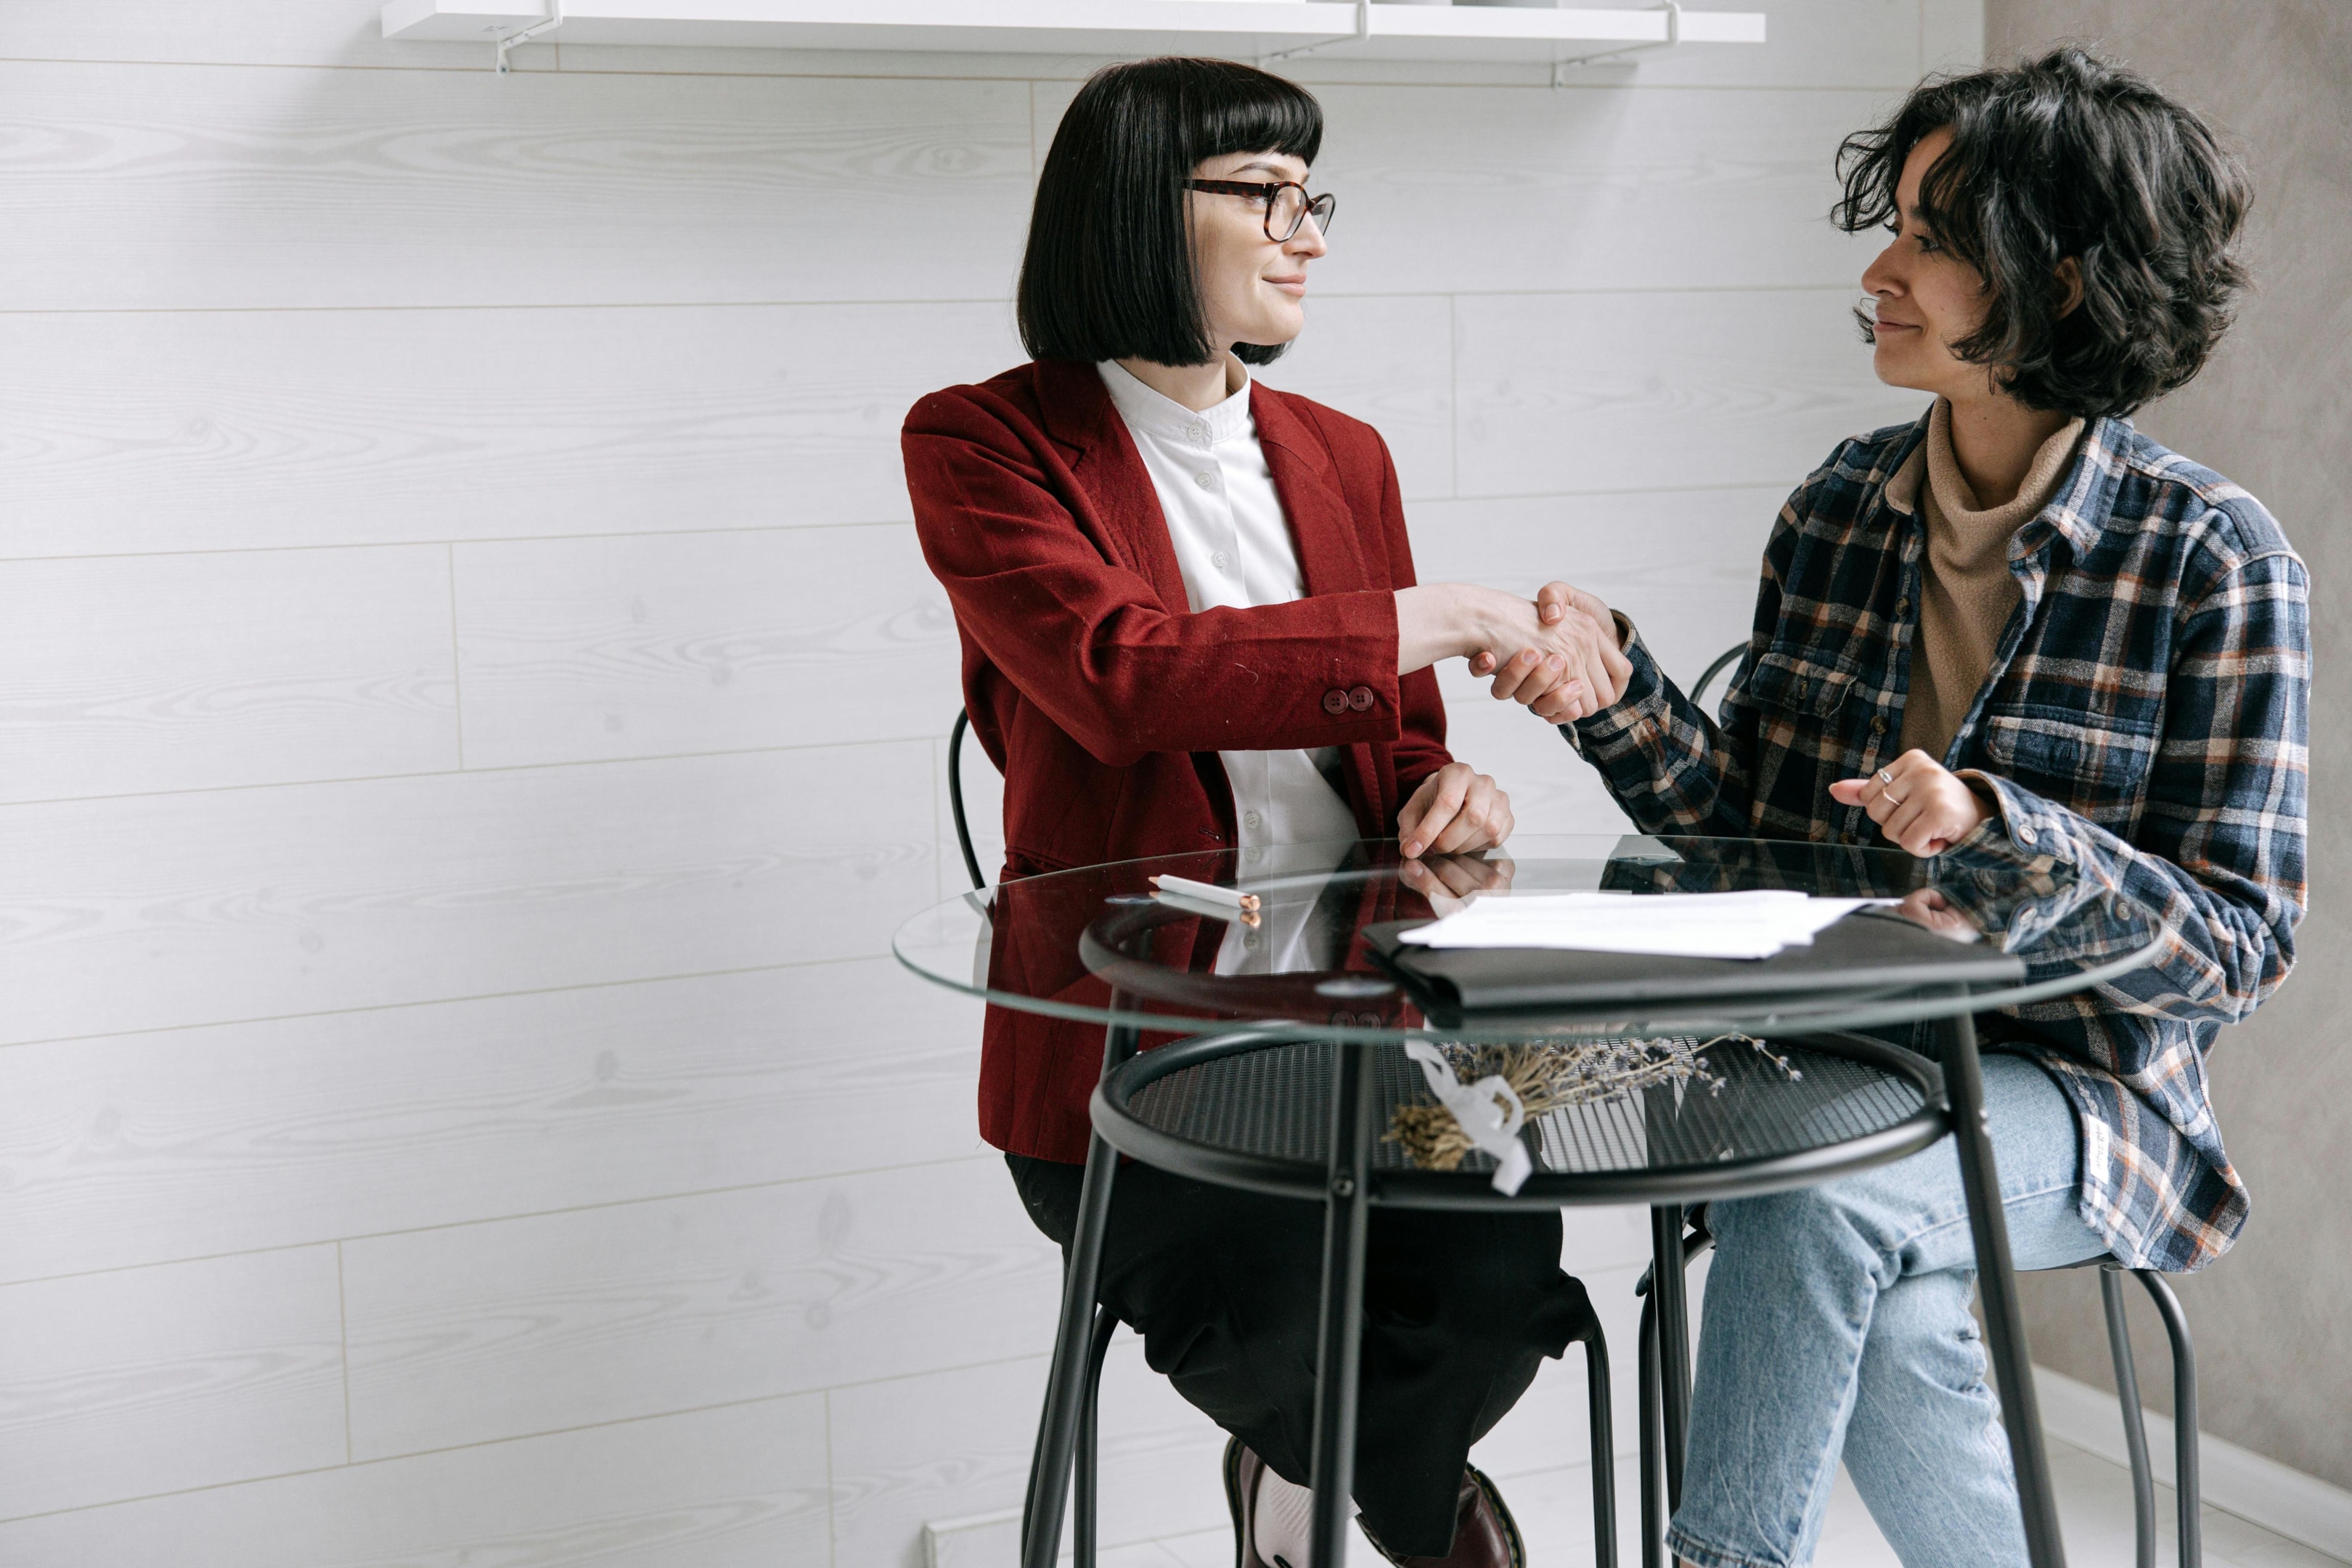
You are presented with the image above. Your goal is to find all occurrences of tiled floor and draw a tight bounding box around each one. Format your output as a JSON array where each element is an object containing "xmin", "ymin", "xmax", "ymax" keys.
[{"xmin": 1101, "ymin": 1435, "xmax": 2351, "ymax": 1568}]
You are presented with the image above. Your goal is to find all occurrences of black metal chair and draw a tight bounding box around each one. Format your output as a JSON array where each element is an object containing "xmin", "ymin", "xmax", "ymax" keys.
[
  {"xmin": 1633, "ymin": 1211, "xmax": 2202, "ymax": 1568},
  {"xmin": 947, "ymin": 710, "xmax": 1622, "ymax": 1567},
  {"xmin": 949, "ymin": 707, "xmax": 989, "ymax": 894},
  {"xmin": 1689, "ymin": 641, "xmax": 1747, "ymax": 716}
]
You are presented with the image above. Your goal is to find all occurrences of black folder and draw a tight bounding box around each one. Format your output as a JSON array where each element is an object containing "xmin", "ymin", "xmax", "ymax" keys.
[{"xmin": 1361, "ymin": 907, "xmax": 2025, "ymax": 1014}]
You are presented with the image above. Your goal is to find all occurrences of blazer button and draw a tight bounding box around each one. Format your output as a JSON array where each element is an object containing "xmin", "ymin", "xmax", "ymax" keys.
[
  {"xmin": 1348, "ymin": 685, "xmax": 1376, "ymax": 711},
  {"xmin": 1323, "ymin": 688, "xmax": 1349, "ymax": 714}
]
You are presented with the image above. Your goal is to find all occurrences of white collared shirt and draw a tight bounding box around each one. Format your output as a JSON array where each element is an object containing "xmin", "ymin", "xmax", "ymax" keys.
[{"xmin": 1097, "ymin": 359, "xmax": 1360, "ymax": 862}]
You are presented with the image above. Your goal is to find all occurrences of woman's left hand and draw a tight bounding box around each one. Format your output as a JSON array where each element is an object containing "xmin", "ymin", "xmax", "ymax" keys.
[
  {"xmin": 1827, "ymin": 749, "xmax": 1993, "ymax": 857},
  {"xmin": 1398, "ymin": 762, "xmax": 1514, "ymax": 858},
  {"xmin": 1400, "ymin": 850, "xmax": 1516, "ymax": 915}
]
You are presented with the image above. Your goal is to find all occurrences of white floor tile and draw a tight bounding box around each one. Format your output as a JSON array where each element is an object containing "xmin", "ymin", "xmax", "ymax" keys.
[{"xmin": 1135, "ymin": 1434, "xmax": 2352, "ymax": 1568}]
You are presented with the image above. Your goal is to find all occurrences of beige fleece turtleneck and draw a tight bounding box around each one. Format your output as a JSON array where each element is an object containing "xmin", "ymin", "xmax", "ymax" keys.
[{"xmin": 1894, "ymin": 398, "xmax": 2086, "ymax": 761}]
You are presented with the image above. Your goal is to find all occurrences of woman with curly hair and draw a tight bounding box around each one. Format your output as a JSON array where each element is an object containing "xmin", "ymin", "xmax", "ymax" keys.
[{"xmin": 1486, "ymin": 48, "xmax": 2308, "ymax": 1567}]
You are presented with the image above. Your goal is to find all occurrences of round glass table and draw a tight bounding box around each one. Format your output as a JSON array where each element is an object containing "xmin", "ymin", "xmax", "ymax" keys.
[{"xmin": 894, "ymin": 833, "xmax": 2165, "ymax": 1568}]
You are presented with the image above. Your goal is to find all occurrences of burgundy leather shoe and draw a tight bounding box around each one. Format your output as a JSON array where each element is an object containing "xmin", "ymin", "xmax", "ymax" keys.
[
  {"xmin": 1357, "ymin": 1466, "xmax": 1527, "ymax": 1568},
  {"xmin": 1222, "ymin": 1437, "xmax": 1273, "ymax": 1568}
]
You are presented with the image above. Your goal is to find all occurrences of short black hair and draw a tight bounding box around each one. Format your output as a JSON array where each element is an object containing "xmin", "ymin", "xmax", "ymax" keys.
[
  {"xmin": 1018, "ymin": 57, "xmax": 1323, "ymax": 369},
  {"xmin": 1834, "ymin": 46, "xmax": 2253, "ymax": 417}
]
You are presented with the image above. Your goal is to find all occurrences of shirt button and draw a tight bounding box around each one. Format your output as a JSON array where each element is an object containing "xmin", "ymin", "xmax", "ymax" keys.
[
  {"xmin": 1210, "ymin": 550, "xmax": 1233, "ymax": 572},
  {"xmin": 1187, "ymin": 424, "xmax": 1207, "ymax": 442},
  {"xmin": 1348, "ymin": 685, "xmax": 1376, "ymax": 711},
  {"xmin": 2018, "ymin": 824, "xmax": 2038, "ymax": 846},
  {"xmin": 1244, "ymin": 810, "xmax": 1262, "ymax": 830},
  {"xmin": 1896, "ymin": 597, "xmax": 1911, "ymax": 617},
  {"xmin": 1323, "ymin": 688, "xmax": 1349, "ymax": 714},
  {"xmin": 1243, "ymin": 932, "xmax": 1260, "ymax": 950},
  {"xmin": 1871, "ymin": 715, "xmax": 1887, "ymax": 735},
  {"xmin": 1194, "ymin": 471, "xmax": 1215, "ymax": 489}
]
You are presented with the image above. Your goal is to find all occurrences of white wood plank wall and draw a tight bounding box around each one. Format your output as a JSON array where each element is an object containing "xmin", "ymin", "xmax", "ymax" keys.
[{"xmin": 0, "ymin": 3, "xmax": 1977, "ymax": 1561}]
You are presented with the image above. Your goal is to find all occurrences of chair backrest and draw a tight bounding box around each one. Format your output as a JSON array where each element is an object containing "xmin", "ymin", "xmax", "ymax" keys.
[
  {"xmin": 947, "ymin": 708, "xmax": 989, "ymax": 891},
  {"xmin": 1689, "ymin": 640, "xmax": 1747, "ymax": 715}
]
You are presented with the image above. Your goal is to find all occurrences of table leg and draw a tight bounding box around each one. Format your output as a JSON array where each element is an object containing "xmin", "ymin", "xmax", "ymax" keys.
[
  {"xmin": 1649, "ymin": 1204, "xmax": 1691, "ymax": 1511},
  {"xmin": 1308, "ymin": 1042, "xmax": 1376, "ymax": 1568},
  {"xmin": 1937, "ymin": 1010, "xmax": 2067, "ymax": 1568},
  {"xmin": 1638, "ymin": 1287, "xmax": 1664, "ymax": 1568},
  {"xmin": 2099, "ymin": 1269, "xmax": 2157, "ymax": 1568},
  {"xmin": 1072, "ymin": 1306, "xmax": 1119, "ymax": 1568},
  {"xmin": 1022, "ymin": 1023, "xmax": 1137, "ymax": 1568}
]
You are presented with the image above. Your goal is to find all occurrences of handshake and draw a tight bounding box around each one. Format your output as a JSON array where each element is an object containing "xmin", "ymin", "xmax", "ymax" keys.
[{"xmin": 1398, "ymin": 579, "xmax": 1634, "ymax": 724}]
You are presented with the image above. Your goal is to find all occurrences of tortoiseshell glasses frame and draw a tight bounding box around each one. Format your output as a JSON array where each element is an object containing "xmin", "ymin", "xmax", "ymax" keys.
[{"xmin": 1184, "ymin": 179, "xmax": 1338, "ymax": 242}]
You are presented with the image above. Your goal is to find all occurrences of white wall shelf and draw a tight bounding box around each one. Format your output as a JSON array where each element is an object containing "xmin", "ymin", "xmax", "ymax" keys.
[{"xmin": 380, "ymin": 0, "xmax": 1766, "ymax": 68}]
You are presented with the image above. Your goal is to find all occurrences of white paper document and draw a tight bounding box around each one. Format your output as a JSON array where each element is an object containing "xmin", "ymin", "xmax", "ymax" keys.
[{"xmin": 1395, "ymin": 889, "xmax": 1893, "ymax": 961}]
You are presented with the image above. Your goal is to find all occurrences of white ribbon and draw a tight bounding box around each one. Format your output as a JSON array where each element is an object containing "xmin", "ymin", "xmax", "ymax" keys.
[{"xmin": 1402, "ymin": 1041, "xmax": 1533, "ymax": 1196}]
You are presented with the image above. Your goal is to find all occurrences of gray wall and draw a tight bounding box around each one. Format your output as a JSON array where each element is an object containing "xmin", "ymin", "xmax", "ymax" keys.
[{"xmin": 1985, "ymin": 0, "xmax": 2352, "ymax": 1493}]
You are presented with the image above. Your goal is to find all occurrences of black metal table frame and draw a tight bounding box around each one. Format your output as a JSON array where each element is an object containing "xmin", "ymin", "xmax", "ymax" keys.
[
  {"xmin": 1017, "ymin": 1000, "xmax": 2070, "ymax": 1568},
  {"xmin": 972, "ymin": 860, "xmax": 2169, "ymax": 1568}
]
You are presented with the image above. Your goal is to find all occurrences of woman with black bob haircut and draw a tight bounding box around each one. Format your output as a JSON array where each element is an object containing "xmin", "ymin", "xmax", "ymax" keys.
[
  {"xmin": 1487, "ymin": 48, "xmax": 2308, "ymax": 1568},
  {"xmin": 905, "ymin": 57, "xmax": 1626, "ymax": 1568}
]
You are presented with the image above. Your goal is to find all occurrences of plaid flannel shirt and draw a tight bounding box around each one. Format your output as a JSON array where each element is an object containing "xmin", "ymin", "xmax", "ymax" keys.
[{"xmin": 1567, "ymin": 408, "xmax": 2308, "ymax": 1272}]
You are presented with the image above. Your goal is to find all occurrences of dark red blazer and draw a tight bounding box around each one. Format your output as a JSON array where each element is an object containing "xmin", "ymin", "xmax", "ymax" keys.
[{"xmin": 902, "ymin": 357, "xmax": 1452, "ymax": 1162}]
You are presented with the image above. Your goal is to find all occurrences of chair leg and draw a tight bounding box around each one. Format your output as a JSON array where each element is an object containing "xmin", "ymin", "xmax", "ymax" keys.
[
  {"xmin": 2136, "ymin": 1272, "xmax": 2201, "ymax": 1568},
  {"xmin": 1071, "ymin": 1307, "xmax": 1119, "ymax": 1568},
  {"xmin": 2100, "ymin": 1267, "xmax": 2157, "ymax": 1568},
  {"xmin": 1582, "ymin": 1316, "xmax": 1619, "ymax": 1568},
  {"xmin": 1022, "ymin": 1126, "xmax": 1124, "ymax": 1568}
]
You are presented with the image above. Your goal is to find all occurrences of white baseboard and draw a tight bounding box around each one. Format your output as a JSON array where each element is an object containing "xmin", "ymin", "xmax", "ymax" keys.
[
  {"xmin": 923, "ymin": 1508, "xmax": 1023, "ymax": 1568},
  {"xmin": 2034, "ymin": 1365, "xmax": 2352, "ymax": 1561}
]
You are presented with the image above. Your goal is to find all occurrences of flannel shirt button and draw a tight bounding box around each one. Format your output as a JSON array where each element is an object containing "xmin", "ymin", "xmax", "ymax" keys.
[
  {"xmin": 2018, "ymin": 824, "xmax": 2038, "ymax": 846},
  {"xmin": 1322, "ymin": 688, "xmax": 1349, "ymax": 715},
  {"xmin": 1871, "ymin": 715, "xmax": 1887, "ymax": 735},
  {"xmin": 1348, "ymin": 685, "xmax": 1376, "ymax": 711},
  {"xmin": 1896, "ymin": 597, "xmax": 1911, "ymax": 617}
]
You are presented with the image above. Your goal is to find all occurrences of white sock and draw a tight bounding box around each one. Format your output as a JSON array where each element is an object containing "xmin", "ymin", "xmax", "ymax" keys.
[{"xmin": 1253, "ymin": 1465, "xmax": 1355, "ymax": 1568}]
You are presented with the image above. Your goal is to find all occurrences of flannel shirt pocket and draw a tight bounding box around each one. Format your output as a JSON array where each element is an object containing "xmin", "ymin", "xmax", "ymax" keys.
[
  {"xmin": 1980, "ymin": 706, "xmax": 2161, "ymax": 828},
  {"xmin": 1740, "ymin": 649, "xmax": 1857, "ymax": 719}
]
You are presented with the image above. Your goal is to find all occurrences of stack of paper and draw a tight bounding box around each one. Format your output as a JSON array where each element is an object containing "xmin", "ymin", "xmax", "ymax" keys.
[{"xmin": 1395, "ymin": 889, "xmax": 1889, "ymax": 961}]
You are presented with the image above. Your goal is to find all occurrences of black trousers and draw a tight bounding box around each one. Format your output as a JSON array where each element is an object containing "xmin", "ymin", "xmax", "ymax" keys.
[{"xmin": 1008, "ymin": 1153, "xmax": 1586, "ymax": 1556}]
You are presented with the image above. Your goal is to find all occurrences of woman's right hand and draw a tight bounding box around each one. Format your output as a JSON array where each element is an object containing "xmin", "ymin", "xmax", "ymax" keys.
[
  {"xmin": 1400, "ymin": 584, "xmax": 1627, "ymax": 718},
  {"xmin": 1466, "ymin": 579, "xmax": 1632, "ymax": 722}
]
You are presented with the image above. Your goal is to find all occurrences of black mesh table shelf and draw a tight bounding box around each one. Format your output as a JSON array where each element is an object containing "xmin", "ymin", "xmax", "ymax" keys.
[
  {"xmin": 894, "ymin": 833, "xmax": 2168, "ymax": 1568},
  {"xmin": 1104, "ymin": 1029, "xmax": 1943, "ymax": 1209}
]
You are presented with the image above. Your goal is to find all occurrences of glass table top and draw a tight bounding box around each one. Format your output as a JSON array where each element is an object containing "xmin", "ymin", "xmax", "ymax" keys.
[{"xmin": 892, "ymin": 833, "xmax": 2166, "ymax": 1045}]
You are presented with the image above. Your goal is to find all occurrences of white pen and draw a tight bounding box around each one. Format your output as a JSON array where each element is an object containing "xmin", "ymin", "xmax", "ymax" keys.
[{"xmin": 1148, "ymin": 874, "xmax": 1262, "ymax": 912}]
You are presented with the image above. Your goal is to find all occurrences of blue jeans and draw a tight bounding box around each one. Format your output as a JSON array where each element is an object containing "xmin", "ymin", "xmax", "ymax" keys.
[{"xmin": 1667, "ymin": 1053, "xmax": 2108, "ymax": 1568}]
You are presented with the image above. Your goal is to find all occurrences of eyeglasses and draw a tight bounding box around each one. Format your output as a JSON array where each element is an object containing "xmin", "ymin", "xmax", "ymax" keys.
[{"xmin": 1185, "ymin": 179, "xmax": 1337, "ymax": 242}]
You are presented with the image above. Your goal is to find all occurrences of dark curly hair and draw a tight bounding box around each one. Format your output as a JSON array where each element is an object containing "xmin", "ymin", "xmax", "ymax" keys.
[{"xmin": 1834, "ymin": 47, "xmax": 2253, "ymax": 417}]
